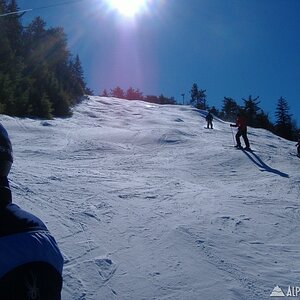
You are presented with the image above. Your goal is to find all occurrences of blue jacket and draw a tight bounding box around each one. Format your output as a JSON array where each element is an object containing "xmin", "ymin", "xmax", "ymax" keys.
[{"xmin": 0, "ymin": 185, "xmax": 64, "ymax": 280}]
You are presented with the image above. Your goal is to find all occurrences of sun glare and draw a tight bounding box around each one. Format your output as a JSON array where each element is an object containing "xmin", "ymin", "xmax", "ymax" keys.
[{"xmin": 106, "ymin": 0, "xmax": 148, "ymax": 17}]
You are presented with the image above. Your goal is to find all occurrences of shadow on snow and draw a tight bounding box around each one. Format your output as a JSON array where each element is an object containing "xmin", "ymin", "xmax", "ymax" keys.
[{"xmin": 242, "ymin": 151, "xmax": 289, "ymax": 178}]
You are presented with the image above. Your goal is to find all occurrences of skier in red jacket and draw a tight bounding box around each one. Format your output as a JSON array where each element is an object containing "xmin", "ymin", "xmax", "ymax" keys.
[{"xmin": 230, "ymin": 114, "xmax": 251, "ymax": 150}]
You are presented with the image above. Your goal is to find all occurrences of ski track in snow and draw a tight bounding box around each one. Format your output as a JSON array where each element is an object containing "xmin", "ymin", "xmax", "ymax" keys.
[{"xmin": 1, "ymin": 96, "xmax": 299, "ymax": 300}]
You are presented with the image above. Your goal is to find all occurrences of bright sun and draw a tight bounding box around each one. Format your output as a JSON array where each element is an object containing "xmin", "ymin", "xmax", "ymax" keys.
[{"xmin": 106, "ymin": 0, "xmax": 148, "ymax": 17}]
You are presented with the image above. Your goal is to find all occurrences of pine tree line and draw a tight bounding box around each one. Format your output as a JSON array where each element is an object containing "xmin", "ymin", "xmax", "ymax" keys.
[
  {"xmin": 0, "ymin": 0, "xmax": 88, "ymax": 119},
  {"xmin": 100, "ymin": 87, "xmax": 176, "ymax": 105}
]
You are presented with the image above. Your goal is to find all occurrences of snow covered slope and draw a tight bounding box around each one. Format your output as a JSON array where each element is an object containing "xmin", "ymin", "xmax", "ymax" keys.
[{"xmin": 2, "ymin": 96, "xmax": 300, "ymax": 299}]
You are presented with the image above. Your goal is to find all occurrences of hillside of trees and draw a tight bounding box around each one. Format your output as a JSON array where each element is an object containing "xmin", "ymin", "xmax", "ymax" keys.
[{"xmin": 0, "ymin": 0, "xmax": 88, "ymax": 119}]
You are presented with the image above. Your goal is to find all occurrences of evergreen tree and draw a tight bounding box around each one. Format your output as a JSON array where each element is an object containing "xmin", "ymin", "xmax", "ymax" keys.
[
  {"xmin": 242, "ymin": 95, "xmax": 260, "ymax": 127},
  {"xmin": 0, "ymin": 1, "xmax": 13, "ymax": 107},
  {"xmin": 0, "ymin": 0, "xmax": 28, "ymax": 116},
  {"xmin": 144, "ymin": 95, "xmax": 159, "ymax": 104},
  {"xmin": 221, "ymin": 97, "xmax": 240, "ymax": 121},
  {"xmin": 190, "ymin": 83, "xmax": 199, "ymax": 103},
  {"xmin": 126, "ymin": 87, "xmax": 143, "ymax": 100},
  {"xmin": 37, "ymin": 92, "xmax": 53, "ymax": 119},
  {"xmin": 52, "ymin": 90, "xmax": 71, "ymax": 117},
  {"xmin": 209, "ymin": 106, "xmax": 219, "ymax": 117},
  {"xmin": 275, "ymin": 97, "xmax": 293, "ymax": 140},
  {"xmin": 72, "ymin": 55, "xmax": 85, "ymax": 87},
  {"xmin": 68, "ymin": 54, "xmax": 86, "ymax": 103},
  {"xmin": 5, "ymin": 0, "xmax": 23, "ymax": 55},
  {"xmin": 111, "ymin": 86, "xmax": 125, "ymax": 98},
  {"xmin": 158, "ymin": 94, "xmax": 176, "ymax": 105},
  {"xmin": 190, "ymin": 83, "xmax": 207, "ymax": 109},
  {"xmin": 100, "ymin": 89, "xmax": 109, "ymax": 97},
  {"xmin": 22, "ymin": 16, "xmax": 47, "ymax": 63},
  {"xmin": 197, "ymin": 89, "xmax": 207, "ymax": 109},
  {"xmin": 85, "ymin": 87, "xmax": 93, "ymax": 95},
  {"xmin": 256, "ymin": 110, "xmax": 273, "ymax": 131}
]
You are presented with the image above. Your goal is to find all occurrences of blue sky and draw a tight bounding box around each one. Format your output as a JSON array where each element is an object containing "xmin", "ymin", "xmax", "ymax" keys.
[{"xmin": 17, "ymin": 0, "xmax": 300, "ymax": 125}]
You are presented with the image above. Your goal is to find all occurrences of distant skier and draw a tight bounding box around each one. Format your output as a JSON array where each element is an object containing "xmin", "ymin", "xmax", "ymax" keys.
[
  {"xmin": 205, "ymin": 111, "xmax": 213, "ymax": 129},
  {"xmin": 0, "ymin": 123, "xmax": 64, "ymax": 300},
  {"xmin": 230, "ymin": 113, "xmax": 251, "ymax": 150},
  {"xmin": 296, "ymin": 133, "xmax": 300, "ymax": 157}
]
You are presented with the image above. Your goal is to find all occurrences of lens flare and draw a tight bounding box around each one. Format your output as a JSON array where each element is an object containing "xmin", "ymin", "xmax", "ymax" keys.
[{"xmin": 106, "ymin": 0, "xmax": 148, "ymax": 17}]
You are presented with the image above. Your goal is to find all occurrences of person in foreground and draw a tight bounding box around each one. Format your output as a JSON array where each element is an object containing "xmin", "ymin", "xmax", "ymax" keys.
[
  {"xmin": 0, "ymin": 123, "xmax": 64, "ymax": 300},
  {"xmin": 230, "ymin": 113, "xmax": 251, "ymax": 150}
]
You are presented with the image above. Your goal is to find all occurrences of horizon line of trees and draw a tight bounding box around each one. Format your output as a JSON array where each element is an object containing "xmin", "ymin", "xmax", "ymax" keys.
[
  {"xmin": 100, "ymin": 87, "xmax": 176, "ymax": 105},
  {"xmin": 0, "ymin": 0, "xmax": 89, "ymax": 119}
]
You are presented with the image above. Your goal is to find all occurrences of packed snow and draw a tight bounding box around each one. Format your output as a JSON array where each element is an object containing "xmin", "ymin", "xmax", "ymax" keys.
[{"xmin": 2, "ymin": 96, "xmax": 300, "ymax": 299}]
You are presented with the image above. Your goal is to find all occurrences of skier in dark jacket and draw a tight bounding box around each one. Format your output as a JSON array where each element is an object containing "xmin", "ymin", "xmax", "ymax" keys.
[
  {"xmin": 230, "ymin": 114, "xmax": 251, "ymax": 150},
  {"xmin": 205, "ymin": 112, "xmax": 213, "ymax": 129},
  {"xmin": 0, "ymin": 123, "xmax": 64, "ymax": 300}
]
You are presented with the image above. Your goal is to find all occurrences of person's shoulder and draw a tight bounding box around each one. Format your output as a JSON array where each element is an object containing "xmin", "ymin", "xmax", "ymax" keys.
[{"xmin": 0, "ymin": 203, "xmax": 48, "ymax": 237}]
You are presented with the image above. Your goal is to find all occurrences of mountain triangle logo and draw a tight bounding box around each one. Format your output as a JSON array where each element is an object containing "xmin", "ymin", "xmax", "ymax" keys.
[{"xmin": 270, "ymin": 285, "xmax": 285, "ymax": 297}]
